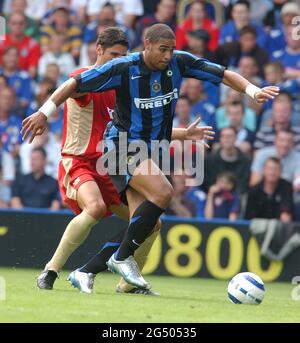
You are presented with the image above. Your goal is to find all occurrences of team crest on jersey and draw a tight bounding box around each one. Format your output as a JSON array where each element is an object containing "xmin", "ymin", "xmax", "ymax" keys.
[{"xmin": 152, "ymin": 81, "xmax": 161, "ymax": 92}]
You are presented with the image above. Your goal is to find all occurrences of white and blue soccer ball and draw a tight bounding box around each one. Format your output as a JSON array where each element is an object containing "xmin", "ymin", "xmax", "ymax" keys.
[{"xmin": 227, "ymin": 272, "xmax": 265, "ymax": 305}]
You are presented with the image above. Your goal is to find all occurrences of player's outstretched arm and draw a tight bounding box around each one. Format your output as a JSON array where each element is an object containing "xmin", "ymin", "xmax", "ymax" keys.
[
  {"xmin": 21, "ymin": 78, "xmax": 78, "ymax": 143},
  {"xmin": 222, "ymin": 70, "xmax": 280, "ymax": 103}
]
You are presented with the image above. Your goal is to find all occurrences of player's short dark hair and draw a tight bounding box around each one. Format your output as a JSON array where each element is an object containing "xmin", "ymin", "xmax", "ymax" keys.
[
  {"xmin": 240, "ymin": 25, "xmax": 257, "ymax": 37},
  {"xmin": 32, "ymin": 147, "xmax": 47, "ymax": 159},
  {"xmin": 145, "ymin": 23, "xmax": 175, "ymax": 43},
  {"xmin": 96, "ymin": 27, "xmax": 129, "ymax": 50}
]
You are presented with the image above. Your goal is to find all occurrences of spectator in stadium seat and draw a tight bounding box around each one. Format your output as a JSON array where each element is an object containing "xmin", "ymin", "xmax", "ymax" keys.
[
  {"xmin": 263, "ymin": 0, "xmax": 290, "ymax": 30},
  {"xmin": 38, "ymin": 33, "xmax": 76, "ymax": 80},
  {"xmin": 86, "ymin": 0, "xmax": 144, "ymax": 29},
  {"xmin": 214, "ymin": 25, "xmax": 269, "ymax": 78},
  {"xmin": 205, "ymin": 171, "xmax": 240, "ymax": 220},
  {"xmin": 254, "ymin": 94, "xmax": 300, "ymax": 151},
  {"xmin": 173, "ymin": 95, "xmax": 192, "ymax": 128},
  {"xmin": 11, "ymin": 147, "xmax": 60, "ymax": 209},
  {"xmin": 26, "ymin": 77, "xmax": 56, "ymax": 119},
  {"xmin": 25, "ymin": 77, "xmax": 63, "ymax": 141},
  {"xmin": 5, "ymin": 0, "xmax": 40, "ymax": 40},
  {"xmin": 0, "ymin": 46, "xmax": 33, "ymax": 114},
  {"xmin": 183, "ymin": 29, "xmax": 213, "ymax": 60},
  {"xmin": 238, "ymin": 56, "xmax": 263, "ymax": 87},
  {"xmin": 247, "ymin": 0, "xmax": 273, "ymax": 26},
  {"xmin": 265, "ymin": 2, "xmax": 299, "ymax": 55},
  {"xmin": 40, "ymin": 4, "xmax": 82, "ymax": 63},
  {"xmin": 261, "ymin": 62, "xmax": 300, "ymax": 113},
  {"xmin": 219, "ymin": 0, "xmax": 267, "ymax": 48},
  {"xmin": 166, "ymin": 173, "xmax": 206, "ymax": 218},
  {"xmin": 0, "ymin": 87, "xmax": 22, "ymax": 168},
  {"xmin": 181, "ymin": 78, "xmax": 216, "ymax": 127},
  {"xmin": 216, "ymin": 88, "xmax": 256, "ymax": 132},
  {"xmin": 250, "ymin": 130, "xmax": 300, "ymax": 187},
  {"xmin": 0, "ymin": 12, "xmax": 41, "ymax": 78},
  {"xmin": 245, "ymin": 156, "xmax": 293, "ymax": 222},
  {"xmin": 271, "ymin": 24, "xmax": 300, "ymax": 79},
  {"xmin": 19, "ymin": 127, "xmax": 61, "ymax": 179},
  {"xmin": 223, "ymin": 101, "xmax": 255, "ymax": 155},
  {"xmin": 43, "ymin": 63, "xmax": 62, "ymax": 86},
  {"xmin": 205, "ymin": 127, "xmax": 251, "ymax": 195},
  {"xmin": 83, "ymin": 3, "xmax": 122, "ymax": 44},
  {"xmin": 79, "ymin": 40, "xmax": 98, "ymax": 67},
  {"xmin": 132, "ymin": 0, "xmax": 176, "ymax": 50},
  {"xmin": 176, "ymin": 0, "xmax": 219, "ymax": 52}
]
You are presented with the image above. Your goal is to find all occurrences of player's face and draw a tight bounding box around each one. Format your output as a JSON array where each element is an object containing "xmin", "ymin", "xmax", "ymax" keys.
[
  {"xmin": 99, "ymin": 44, "xmax": 128, "ymax": 64},
  {"xmin": 145, "ymin": 38, "xmax": 176, "ymax": 70}
]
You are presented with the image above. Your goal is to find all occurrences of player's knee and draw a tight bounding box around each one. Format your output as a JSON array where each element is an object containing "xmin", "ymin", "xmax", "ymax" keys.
[{"xmin": 85, "ymin": 200, "xmax": 107, "ymax": 220}]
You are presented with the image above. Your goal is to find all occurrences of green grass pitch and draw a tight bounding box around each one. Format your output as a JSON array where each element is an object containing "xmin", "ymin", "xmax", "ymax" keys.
[{"xmin": 0, "ymin": 268, "xmax": 299, "ymax": 323}]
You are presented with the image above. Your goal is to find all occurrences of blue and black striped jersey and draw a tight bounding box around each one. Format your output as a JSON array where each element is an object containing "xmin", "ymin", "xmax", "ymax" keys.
[{"xmin": 75, "ymin": 50, "xmax": 225, "ymax": 142}]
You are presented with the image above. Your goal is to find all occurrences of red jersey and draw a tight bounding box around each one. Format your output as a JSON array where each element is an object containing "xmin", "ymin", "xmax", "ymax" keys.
[
  {"xmin": 61, "ymin": 67, "xmax": 115, "ymax": 160},
  {"xmin": 0, "ymin": 34, "xmax": 41, "ymax": 70}
]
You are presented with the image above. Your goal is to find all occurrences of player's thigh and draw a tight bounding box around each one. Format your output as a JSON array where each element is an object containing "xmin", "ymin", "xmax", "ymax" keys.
[
  {"xmin": 129, "ymin": 159, "xmax": 173, "ymax": 208},
  {"xmin": 109, "ymin": 203, "xmax": 129, "ymax": 221},
  {"xmin": 77, "ymin": 180, "xmax": 106, "ymax": 219}
]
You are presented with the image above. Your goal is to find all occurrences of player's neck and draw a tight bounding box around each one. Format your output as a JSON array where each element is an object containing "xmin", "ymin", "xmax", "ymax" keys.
[
  {"xmin": 142, "ymin": 51, "xmax": 159, "ymax": 71},
  {"xmin": 94, "ymin": 57, "xmax": 105, "ymax": 67}
]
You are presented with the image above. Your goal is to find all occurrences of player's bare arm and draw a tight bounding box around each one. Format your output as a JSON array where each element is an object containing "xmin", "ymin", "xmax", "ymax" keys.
[
  {"xmin": 222, "ymin": 70, "xmax": 280, "ymax": 103},
  {"xmin": 21, "ymin": 78, "xmax": 79, "ymax": 143}
]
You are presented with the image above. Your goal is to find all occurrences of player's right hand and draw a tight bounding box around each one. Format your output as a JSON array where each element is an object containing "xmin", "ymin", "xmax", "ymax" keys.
[{"xmin": 21, "ymin": 111, "xmax": 48, "ymax": 143}]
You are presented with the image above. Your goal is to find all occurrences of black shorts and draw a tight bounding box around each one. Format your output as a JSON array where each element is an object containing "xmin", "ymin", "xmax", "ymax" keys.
[{"xmin": 101, "ymin": 138, "xmax": 152, "ymax": 204}]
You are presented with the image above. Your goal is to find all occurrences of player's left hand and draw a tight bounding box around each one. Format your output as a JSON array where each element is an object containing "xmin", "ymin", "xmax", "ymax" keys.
[
  {"xmin": 254, "ymin": 86, "xmax": 280, "ymax": 103},
  {"xmin": 185, "ymin": 117, "xmax": 215, "ymax": 148}
]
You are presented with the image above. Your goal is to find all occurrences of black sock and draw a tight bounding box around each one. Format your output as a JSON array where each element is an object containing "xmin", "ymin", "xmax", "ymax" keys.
[
  {"xmin": 79, "ymin": 230, "xmax": 125, "ymax": 274},
  {"xmin": 116, "ymin": 200, "xmax": 164, "ymax": 260}
]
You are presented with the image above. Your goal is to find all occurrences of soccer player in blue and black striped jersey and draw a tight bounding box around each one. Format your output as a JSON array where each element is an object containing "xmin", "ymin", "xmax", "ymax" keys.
[{"xmin": 22, "ymin": 24, "xmax": 279, "ymax": 291}]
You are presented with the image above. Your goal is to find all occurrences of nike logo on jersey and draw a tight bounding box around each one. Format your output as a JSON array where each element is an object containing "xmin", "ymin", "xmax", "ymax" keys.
[{"xmin": 131, "ymin": 75, "xmax": 143, "ymax": 80}]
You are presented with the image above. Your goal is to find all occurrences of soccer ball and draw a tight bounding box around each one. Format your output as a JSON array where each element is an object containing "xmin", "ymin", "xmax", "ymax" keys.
[{"xmin": 227, "ymin": 272, "xmax": 265, "ymax": 305}]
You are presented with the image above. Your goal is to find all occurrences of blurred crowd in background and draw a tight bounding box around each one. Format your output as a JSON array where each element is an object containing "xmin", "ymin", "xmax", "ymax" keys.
[{"xmin": 0, "ymin": 0, "xmax": 300, "ymax": 222}]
